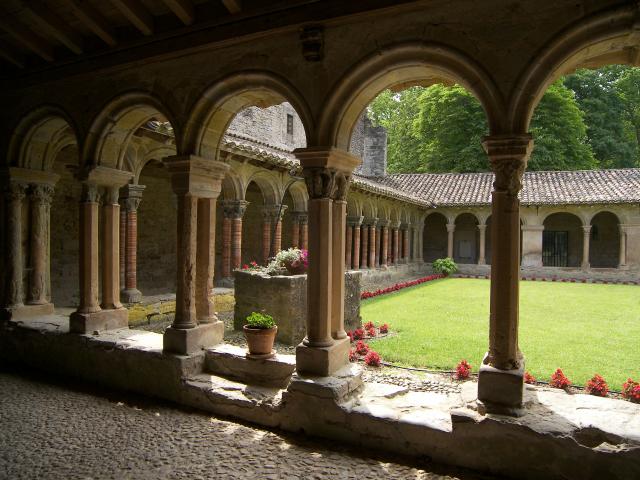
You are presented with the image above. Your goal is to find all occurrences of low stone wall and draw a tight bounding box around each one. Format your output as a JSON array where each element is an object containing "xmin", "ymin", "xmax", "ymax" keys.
[
  {"xmin": 234, "ymin": 270, "xmax": 361, "ymax": 344},
  {"xmin": 456, "ymin": 263, "xmax": 640, "ymax": 283},
  {"xmin": 357, "ymin": 262, "xmax": 431, "ymax": 291}
]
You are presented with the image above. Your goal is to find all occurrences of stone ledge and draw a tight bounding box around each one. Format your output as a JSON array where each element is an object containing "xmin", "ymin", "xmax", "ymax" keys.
[{"xmin": 288, "ymin": 363, "xmax": 364, "ymax": 402}]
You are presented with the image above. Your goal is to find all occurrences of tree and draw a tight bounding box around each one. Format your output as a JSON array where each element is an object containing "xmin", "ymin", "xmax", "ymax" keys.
[{"xmin": 615, "ymin": 67, "xmax": 640, "ymax": 166}]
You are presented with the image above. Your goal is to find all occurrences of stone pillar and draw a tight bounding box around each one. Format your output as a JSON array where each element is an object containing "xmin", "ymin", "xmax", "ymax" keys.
[
  {"xmin": 360, "ymin": 223, "xmax": 369, "ymax": 269},
  {"xmin": 300, "ymin": 215, "xmax": 309, "ymax": 251},
  {"xmin": 3, "ymin": 182, "xmax": 27, "ymax": 310},
  {"xmin": 520, "ymin": 225, "xmax": 544, "ymax": 267},
  {"xmin": 345, "ymin": 221, "xmax": 353, "ymax": 269},
  {"xmin": 261, "ymin": 214, "xmax": 272, "ymax": 264},
  {"xmin": 162, "ymin": 155, "xmax": 229, "ymax": 354},
  {"xmin": 119, "ymin": 208, "xmax": 126, "ymax": 288},
  {"xmin": 477, "ymin": 223, "xmax": 487, "ymax": 265},
  {"xmin": 222, "ymin": 200, "xmax": 248, "ymax": 277},
  {"xmin": 393, "ymin": 224, "xmax": 400, "ymax": 264},
  {"xmin": 367, "ymin": 219, "xmax": 378, "ymax": 269},
  {"xmin": 379, "ymin": 220, "xmax": 389, "ymax": 268},
  {"xmin": 291, "ymin": 213, "xmax": 301, "ymax": 248},
  {"xmin": 477, "ymin": 134, "xmax": 533, "ymax": 414},
  {"xmin": 294, "ymin": 147, "xmax": 360, "ymax": 376},
  {"xmin": 347, "ymin": 216, "xmax": 363, "ymax": 270},
  {"xmin": 121, "ymin": 185, "xmax": 144, "ymax": 303},
  {"xmin": 221, "ymin": 215, "xmax": 232, "ymax": 278},
  {"xmin": 581, "ymin": 225, "xmax": 591, "ymax": 269},
  {"xmin": 101, "ymin": 187, "xmax": 123, "ymax": 311},
  {"xmin": 375, "ymin": 225, "xmax": 381, "ymax": 267},
  {"xmin": 27, "ymin": 184, "xmax": 54, "ymax": 306},
  {"xmin": 446, "ymin": 223, "xmax": 455, "ymax": 259},
  {"xmin": 262, "ymin": 205, "xmax": 287, "ymax": 260},
  {"xmin": 402, "ymin": 223, "xmax": 410, "ymax": 263},
  {"xmin": 619, "ymin": 225, "xmax": 627, "ymax": 267}
]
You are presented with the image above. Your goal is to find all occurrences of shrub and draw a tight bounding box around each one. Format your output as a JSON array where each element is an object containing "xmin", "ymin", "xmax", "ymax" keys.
[
  {"xmin": 265, "ymin": 248, "xmax": 308, "ymax": 275},
  {"xmin": 549, "ymin": 368, "xmax": 571, "ymax": 389},
  {"xmin": 585, "ymin": 374, "xmax": 609, "ymax": 397},
  {"xmin": 622, "ymin": 378, "xmax": 640, "ymax": 402},
  {"xmin": 367, "ymin": 326, "xmax": 376, "ymax": 337},
  {"xmin": 352, "ymin": 328, "xmax": 365, "ymax": 340},
  {"xmin": 355, "ymin": 340, "xmax": 370, "ymax": 356},
  {"xmin": 379, "ymin": 323, "xmax": 389, "ymax": 334},
  {"xmin": 455, "ymin": 360, "xmax": 471, "ymax": 380},
  {"xmin": 432, "ymin": 257, "xmax": 458, "ymax": 276},
  {"xmin": 524, "ymin": 371, "xmax": 536, "ymax": 384},
  {"xmin": 364, "ymin": 350, "xmax": 381, "ymax": 367},
  {"xmin": 245, "ymin": 311, "xmax": 275, "ymax": 329},
  {"xmin": 363, "ymin": 321, "xmax": 375, "ymax": 330},
  {"xmin": 349, "ymin": 348, "xmax": 358, "ymax": 362},
  {"xmin": 346, "ymin": 330, "xmax": 353, "ymax": 342}
]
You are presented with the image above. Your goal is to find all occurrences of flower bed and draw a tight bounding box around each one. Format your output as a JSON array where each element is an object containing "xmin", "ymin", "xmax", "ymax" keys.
[{"xmin": 360, "ymin": 274, "xmax": 445, "ymax": 300}]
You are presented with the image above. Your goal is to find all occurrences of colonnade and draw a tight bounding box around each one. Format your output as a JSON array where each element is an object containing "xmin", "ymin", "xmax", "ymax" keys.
[{"xmin": 345, "ymin": 218, "xmax": 417, "ymax": 270}]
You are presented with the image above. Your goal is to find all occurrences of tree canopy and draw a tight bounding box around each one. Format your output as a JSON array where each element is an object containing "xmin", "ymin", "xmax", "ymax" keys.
[{"xmin": 367, "ymin": 66, "xmax": 640, "ymax": 173}]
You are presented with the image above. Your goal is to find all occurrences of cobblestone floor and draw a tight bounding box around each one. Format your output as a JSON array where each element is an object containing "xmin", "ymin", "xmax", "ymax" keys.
[{"xmin": 0, "ymin": 367, "xmax": 490, "ymax": 480}]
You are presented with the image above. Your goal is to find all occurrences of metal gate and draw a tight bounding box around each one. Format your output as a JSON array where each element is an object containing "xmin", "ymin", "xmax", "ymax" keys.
[{"xmin": 542, "ymin": 231, "xmax": 568, "ymax": 267}]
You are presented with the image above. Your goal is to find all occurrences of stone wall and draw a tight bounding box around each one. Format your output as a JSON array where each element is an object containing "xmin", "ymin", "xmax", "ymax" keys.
[
  {"xmin": 351, "ymin": 114, "xmax": 387, "ymax": 177},
  {"xmin": 358, "ymin": 263, "xmax": 431, "ymax": 291},
  {"xmin": 233, "ymin": 270, "xmax": 361, "ymax": 345}
]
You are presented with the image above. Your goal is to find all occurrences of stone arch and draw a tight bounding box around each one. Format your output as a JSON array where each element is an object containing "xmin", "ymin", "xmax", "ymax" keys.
[
  {"xmin": 245, "ymin": 171, "xmax": 280, "ymax": 205},
  {"xmin": 220, "ymin": 169, "xmax": 244, "ymax": 201},
  {"xmin": 317, "ymin": 42, "xmax": 505, "ymax": 150},
  {"xmin": 287, "ymin": 181, "xmax": 308, "ymax": 213},
  {"xmin": 184, "ymin": 71, "xmax": 314, "ymax": 159},
  {"xmin": 132, "ymin": 145, "xmax": 177, "ymax": 183},
  {"xmin": 510, "ymin": 5, "xmax": 637, "ymax": 132},
  {"xmin": 347, "ymin": 198, "xmax": 363, "ymax": 217},
  {"xmin": 589, "ymin": 211, "xmax": 621, "ymax": 268},
  {"xmin": 453, "ymin": 210, "xmax": 481, "ymax": 224},
  {"xmin": 83, "ymin": 91, "xmax": 180, "ymax": 171},
  {"xmin": 362, "ymin": 198, "xmax": 378, "ymax": 221},
  {"xmin": 454, "ymin": 213, "xmax": 479, "ymax": 264},
  {"xmin": 423, "ymin": 211, "xmax": 448, "ymax": 262},
  {"xmin": 542, "ymin": 212, "xmax": 584, "ymax": 267},
  {"xmin": 7, "ymin": 105, "xmax": 80, "ymax": 170}
]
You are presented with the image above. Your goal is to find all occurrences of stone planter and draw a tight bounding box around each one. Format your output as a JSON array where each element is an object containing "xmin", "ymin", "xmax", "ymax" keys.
[{"xmin": 234, "ymin": 269, "xmax": 361, "ymax": 345}]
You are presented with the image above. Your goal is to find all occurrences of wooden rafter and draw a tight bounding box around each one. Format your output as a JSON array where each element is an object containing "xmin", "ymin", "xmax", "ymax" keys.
[
  {"xmin": 222, "ymin": 0, "xmax": 242, "ymax": 15},
  {"xmin": 23, "ymin": 1, "xmax": 83, "ymax": 55},
  {"xmin": 63, "ymin": 0, "xmax": 117, "ymax": 47},
  {"xmin": 162, "ymin": 0, "xmax": 195, "ymax": 26},
  {"xmin": 0, "ymin": 17, "xmax": 53, "ymax": 62},
  {"xmin": 111, "ymin": 0, "xmax": 154, "ymax": 36}
]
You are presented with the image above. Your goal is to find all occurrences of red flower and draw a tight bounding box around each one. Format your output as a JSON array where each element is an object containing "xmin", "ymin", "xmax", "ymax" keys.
[
  {"xmin": 524, "ymin": 371, "xmax": 536, "ymax": 384},
  {"xmin": 352, "ymin": 328, "xmax": 365, "ymax": 341},
  {"xmin": 364, "ymin": 350, "xmax": 381, "ymax": 367},
  {"xmin": 355, "ymin": 340, "xmax": 370, "ymax": 356},
  {"xmin": 348, "ymin": 348, "xmax": 358, "ymax": 362},
  {"xmin": 549, "ymin": 368, "xmax": 571, "ymax": 389},
  {"xmin": 585, "ymin": 374, "xmax": 609, "ymax": 397},
  {"xmin": 242, "ymin": 264, "xmax": 249, "ymax": 269},
  {"xmin": 367, "ymin": 326, "xmax": 376, "ymax": 337},
  {"xmin": 363, "ymin": 321, "xmax": 375, "ymax": 330},
  {"xmin": 622, "ymin": 378, "xmax": 640, "ymax": 402},
  {"xmin": 455, "ymin": 360, "xmax": 471, "ymax": 380},
  {"xmin": 346, "ymin": 330, "xmax": 353, "ymax": 342},
  {"xmin": 379, "ymin": 323, "xmax": 389, "ymax": 334}
]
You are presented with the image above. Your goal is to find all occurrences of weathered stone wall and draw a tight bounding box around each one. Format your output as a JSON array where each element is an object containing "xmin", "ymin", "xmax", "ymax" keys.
[
  {"xmin": 424, "ymin": 213, "xmax": 448, "ymax": 262},
  {"xmin": 234, "ymin": 270, "xmax": 361, "ymax": 344},
  {"xmin": 358, "ymin": 263, "xmax": 431, "ymax": 291},
  {"xmin": 351, "ymin": 114, "xmax": 387, "ymax": 177}
]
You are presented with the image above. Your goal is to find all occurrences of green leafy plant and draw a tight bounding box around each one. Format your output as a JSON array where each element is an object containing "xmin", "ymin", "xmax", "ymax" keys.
[
  {"xmin": 432, "ymin": 257, "xmax": 458, "ymax": 275},
  {"xmin": 245, "ymin": 312, "xmax": 276, "ymax": 329}
]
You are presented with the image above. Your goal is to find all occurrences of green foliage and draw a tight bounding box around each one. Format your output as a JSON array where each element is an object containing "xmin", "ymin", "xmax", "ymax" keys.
[
  {"xmin": 245, "ymin": 312, "xmax": 275, "ymax": 329},
  {"xmin": 432, "ymin": 257, "xmax": 458, "ymax": 275}
]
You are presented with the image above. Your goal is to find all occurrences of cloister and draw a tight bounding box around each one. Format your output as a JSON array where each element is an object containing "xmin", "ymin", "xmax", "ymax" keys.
[{"xmin": 1, "ymin": 1, "xmax": 640, "ymax": 478}]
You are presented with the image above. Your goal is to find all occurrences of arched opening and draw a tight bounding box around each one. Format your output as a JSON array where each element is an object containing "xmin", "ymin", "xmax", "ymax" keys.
[
  {"xmin": 453, "ymin": 213, "xmax": 479, "ymax": 264},
  {"xmin": 423, "ymin": 212, "xmax": 447, "ymax": 262},
  {"xmin": 589, "ymin": 212, "xmax": 620, "ymax": 268},
  {"xmin": 281, "ymin": 189, "xmax": 295, "ymax": 249},
  {"xmin": 242, "ymin": 181, "xmax": 267, "ymax": 265},
  {"xmin": 542, "ymin": 213, "xmax": 583, "ymax": 267}
]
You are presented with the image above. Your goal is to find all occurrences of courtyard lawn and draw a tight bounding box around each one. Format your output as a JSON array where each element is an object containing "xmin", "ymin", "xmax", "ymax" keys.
[{"xmin": 363, "ymin": 278, "xmax": 640, "ymax": 388}]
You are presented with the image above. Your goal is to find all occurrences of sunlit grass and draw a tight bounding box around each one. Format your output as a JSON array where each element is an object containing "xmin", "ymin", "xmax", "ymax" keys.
[{"xmin": 363, "ymin": 278, "xmax": 640, "ymax": 387}]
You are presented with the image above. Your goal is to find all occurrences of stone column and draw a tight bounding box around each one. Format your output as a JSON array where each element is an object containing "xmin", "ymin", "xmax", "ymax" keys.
[
  {"xmin": 360, "ymin": 223, "xmax": 369, "ymax": 269},
  {"xmin": 101, "ymin": 187, "xmax": 123, "ymax": 311},
  {"xmin": 347, "ymin": 216, "xmax": 363, "ymax": 270},
  {"xmin": 375, "ymin": 225, "xmax": 381, "ymax": 267},
  {"xmin": 619, "ymin": 225, "xmax": 627, "ymax": 267},
  {"xmin": 291, "ymin": 213, "xmax": 301, "ymax": 248},
  {"xmin": 119, "ymin": 208, "xmax": 126, "ymax": 288},
  {"xmin": 273, "ymin": 206, "xmax": 286, "ymax": 255},
  {"xmin": 367, "ymin": 219, "xmax": 378, "ymax": 269},
  {"xmin": 446, "ymin": 223, "xmax": 455, "ymax": 259},
  {"xmin": 520, "ymin": 225, "xmax": 544, "ymax": 267},
  {"xmin": 27, "ymin": 184, "xmax": 54, "ymax": 306},
  {"xmin": 121, "ymin": 184, "xmax": 144, "ymax": 303},
  {"xmin": 402, "ymin": 224, "xmax": 410, "ymax": 263},
  {"xmin": 221, "ymin": 200, "xmax": 248, "ymax": 278},
  {"xmin": 300, "ymin": 215, "xmax": 309, "ymax": 251},
  {"xmin": 478, "ymin": 223, "xmax": 487, "ymax": 265},
  {"xmin": 261, "ymin": 212, "xmax": 272, "ymax": 264},
  {"xmin": 345, "ymin": 221, "xmax": 353, "ymax": 269},
  {"xmin": 3, "ymin": 182, "xmax": 27, "ymax": 310},
  {"xmin": 221, "ymin": 214, "xmax": 232, "ymax": 278},
  {"xmin": 74, "ymin": 183, "xmax": 101, "ymax": 315},
  {"xmin": 162, "ymin": 155, "xmax": 229, "ymax": 354},
  {"xmin": 379, "ymin": 220, "xmax": 389, "ymax": 268},
  {"xmin": 477, "ymin": 134, "xmax": 533, "ymax": 413},
  {"xmin": 581, "ymin": 225, "xmax": 591, "ymax": 269},
  {"xmin": 294, "ymin": 147, "xmax": 360, "ymax": 376},
  {"xmin": 393, "ymin": 224, "xmax": 400, "ymax": 264}
]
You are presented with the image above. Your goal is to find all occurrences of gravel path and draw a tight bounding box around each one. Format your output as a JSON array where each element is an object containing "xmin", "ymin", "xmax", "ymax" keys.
[{"xmin": 0, "ymin": 367, "xmax": 489, "ymax": 480}]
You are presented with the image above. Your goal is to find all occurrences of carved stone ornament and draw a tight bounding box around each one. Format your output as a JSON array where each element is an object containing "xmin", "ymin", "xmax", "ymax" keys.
[
  {"xmin": 346, "ymin": 215, "xmax": 364, "ymax": 227},
  {"xmin": 300, "ymin": 25, "xmax": 324, "ymax": 61},
  {"xmin": 261, "ymin": 204, "xmax": 287, "ymax": 221},
  {"xmin": 290, "ymin": 211, "xmax": 308, "ymax": 224},
  {"xmin": 103, "ymin": 187, "xmax": 119, "ymax": 205},
  {"xmin": 491, "ymin": 157, "xmax": 527, "ymax": 196},
  {"xmin": 124, "ymin": 196, "xmax": 141, "ymax": 212},
  {"xmin": 333, "ymin": 172, "xmax": 351, "ymax": 201},
  {"xmin": 30, "ymin": 184, "xmax": 54, "ymax": 205},
  {"xmin": 483, "ymin": 135, "xmax": 533, "ymax": 197},
  {"xmin": 81, "ymin": 183, "xmax": 101, "ymax": 203},
  {"xmin": 303, "ymin": 167, "xmax": 338, "ymax": 200},
  {"xmin": 6, "ymin": 182, "xmax": 27, "ymax": 201},
  {"xmin": 222, "ymin": 200, "xmax": 249, "ymax": 219}
]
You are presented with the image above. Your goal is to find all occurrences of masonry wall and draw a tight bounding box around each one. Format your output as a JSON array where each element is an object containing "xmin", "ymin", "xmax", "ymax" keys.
[{"xmin": 351, "ymin": 114, "xmax": 387, "ymax": 178}]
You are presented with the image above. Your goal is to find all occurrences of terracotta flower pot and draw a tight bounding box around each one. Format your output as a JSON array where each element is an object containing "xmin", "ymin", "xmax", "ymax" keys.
[{"xmin": 243, "ymin": 325, "xmax": 277, "ymax": 359}]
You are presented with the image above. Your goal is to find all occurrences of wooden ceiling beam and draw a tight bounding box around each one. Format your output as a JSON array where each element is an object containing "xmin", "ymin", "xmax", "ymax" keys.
[
  {"xmin": 63, "ymin": 0, "xmax": 117, "ymax": 47},
  {"xmin": 222, "ymin": 0, "xmax": 242, "ymax": 15},
  {"xmin": 162, "ymin": 0, "xmax": 195, "ymax": 26},
  {"xmin": 23, "ymin": 1, "xmax": 83, "ymax": 54},
  {"xmin": 0, "ymin": 17, "xmax": 54, "ymax": 62},
  {"xmin": 111, "ymin": 0, "xmax": 154, "ymax": 36}
]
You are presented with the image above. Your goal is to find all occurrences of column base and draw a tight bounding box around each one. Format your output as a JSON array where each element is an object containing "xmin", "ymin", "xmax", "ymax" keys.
[
  {"xmin": 70, "ymin": 307, "xmax": 129, "ymax": 334},
  {"xmin": 1, "ymin": 303, "xmax": 54, "ymax": 321},
  {"xmin": 163, "ymin": 321, "xmax": 224, "ymax": 355},
  {"xmin": 121, "ymin": 288, "xmax": 142, "ymax": 304},
  {"xmin": 477, "ymin": 353, "xmax": 525, "ymax": 416},
  {"xmin": 296, "ymin": 337, "xmax": 350, "ymax": 376}
]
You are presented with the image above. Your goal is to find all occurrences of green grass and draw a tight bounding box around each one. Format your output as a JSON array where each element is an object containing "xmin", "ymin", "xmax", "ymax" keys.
[{"xmin": 363, "ymin": 278, "xmax": 640, "ymax": 388}]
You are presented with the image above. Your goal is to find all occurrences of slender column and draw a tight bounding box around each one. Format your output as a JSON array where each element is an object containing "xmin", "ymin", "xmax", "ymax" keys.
[
  {"xmin": 348, "ymin": 216, "xmax": 363, "ymax": 269},
  {"xmin": 379, "ymin": 221, "xmax": 389, "ymax": 268},
  {"xmin": 4, "ymin": 182, "xmax": 27, "ymax": 308},
  {"xmin": 331, "ymin": 199, "xmax": 348, "ymax": 339},
  {"xmin": 360, "ymin": 224, "xmax": 369, "ymax": 269},
  {"xmin": 77, "ymin": 184, "xmax": 101, "ymax": 314},
  {"xmin": 28, "ymin": 184, "xmax": 54, "ymax": 305},
  {"xmin": 300, "ymin": 216, "xmax": 309, "ymax": 251},
  {"xmin": 291, "ymin": 216, "xmax": 300, "ymax": 248},
  {"xmin": 221, "ymin": 200, "xmax": 248, "ymax": 277},
  {"xmin": 121, "ymin": 185, "xmax": 144, "ymax": 303},
  {"xmin": 375, "ymin": 225, "xmax": 381, "ymax": 267},
  {"xmin": 221, "ymin": 215, "xmax": 232, "ymax": 277},
  {"xmin": 387, "ymin": 226, "xmax": 393, "ymax": 265},
  {"xmin": 231, "ymin": 202, "xmax": 248, "ymax": 271},
  {"xmin": 101, "ymin": 188, "xmax": 123, "ymax": 310},
  {"xmin": 196, "ymin": 197, "xmax": 217, "ymax": 323},
  {"xmin": 619, "ymin": 225, "xmax": 627, "ymax": 267},
  {"xmin": 401, "ymin": 224, "xmax": 410, "ymax": 263},
  {"xmin": 367, "ymin": 219, "xmax": 378, "ymax": 269},
  {"xmin": 581, "ymin": 225, "xmax": 591, "ymax": 269},
  {"xmin": 119, "ymin": 208, "xmax": 126, "ymax": 288},
  {"xmin": 446, "ymin": 223, "xmax": 455, "ymax": 258},
  {"xmin": 262, "ymin": 205, "xmax": 287, "ymax": 260},
  {"xmin": 345, "ymin": 222, "xmax": 353, "ymax": 268},
  {"xmin": 174, "ymin": 191, "xmax": 198, "ymax": 328},
  {"xmin": 393, "ymin": 225, "xmax": 400, "ymax": 264},
  {"xmin": 478, "ymin": 223, "xmax": 487, "ymax": 265},
  {"xmin": 261, "ymin": 216, "xmax": 272, "ymax": 264},
  {"xmin": 478, "ymin": 134, "xmax": 533, "ymax": 412}
]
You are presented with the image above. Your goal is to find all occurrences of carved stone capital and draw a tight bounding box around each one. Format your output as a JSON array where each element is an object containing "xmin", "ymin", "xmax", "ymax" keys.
[
  {"xmin": 5, "ymin": 182, "xmax": 28, "ymax": 202},
  {"xmin": 377, "ymin": 219, "xmax": 389, "ymax": 228},
  {"xmin": 262, "ymin": 204, "xmax": 287, "ymax": 221},
  {"xmin": 222, "ymin": 199, "xmax": 249, "ymax": 219},
  {"xmin": 290, "ymin": 211, "xmax": 308, "ymax": 224},
  {"xmin": 582, "ymin": 225, "xmax": 592, "ymax": 235},
  {"xmin": 347, "ymin": 215, "xmax": 364, "ymax": 227},
  {"xmin": 103, "ymin": 187, "xmax": 119, "ymax": 205},
  {"xmin": 446, "ymin": 223, "xmax": 456, "ymax": 233},
  {"xmin": 333, "ymin": 171, "xmax": 352, "ymax": 201},
  {"xmin": 302, "ymin": 167, "xmax": 337, "ymax": 200},
  {"xmin": 124, "ymin": 196, "xmax": 141, "ymax": 212},
  {"xmin": 482, "ymin": 134, "xmax": 533, "ymax": 196},
  {"xmin": 400, "ymin": 222, "xmax": 411, "ymax": 230},
  {"xmin": 30, "ymin": 184, "xmax": 55, "ymax": 205},
  {"xmin": 364, "ymin": 217, "xmax": 378, "ymax": 227},
  {"xmin": 80, "ymin": 183, "xmax": 101, "ymax": 203}
]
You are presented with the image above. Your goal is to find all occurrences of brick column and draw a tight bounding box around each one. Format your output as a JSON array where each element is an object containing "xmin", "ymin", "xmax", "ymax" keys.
[
  {"xmin": 360, "ymin": 223, "xmax": 369, "ymax": 269},
  {"xmin": 300, "ymin": 214, "xmax": 309, "ymax": 250},
  {"xmin": 3, "ymin": 182, "xmax": 27, "ymax": 309},
  {"xmin": 222, "ymin": 200, "xmax": 248, "ymax": 277},
  {"xmin": 291, "ymin": 214, "xmax": 301, "ymax": 248},
  {"xmin": 101, "ymin": 187, "xmax": 123, "ymax": 311},
  {"xmin": 27, "ymin": 184, "xmax": 54, "ymax": 306},
  {"xmin": 375, "ymin": 225, "xmax": 381, "ymax": 267},
  {"xmin": 119, "ymin": 208, "xmax": 126, "ymax": 288},
  {"xmin": 121, "ymin": 185, "xmax": 144, "ymax": 303},
  {"xmin": 401, "ymin": 223, "xmax": 410, "ymax": 263},
  {"xmin": 221, "ymin": 215, "xmax": 232, "ymax": 277},
  {"xmin": 261, "ymin": 215, "xmax": 272, "ymax": 264},
  {"xmin": 367, "ymin": 218, "xmax": 378, "ymax": 269},
  {"xmin": 379, "ymin": 220, "xmax": 389, "ymax": 268},
  {"xmin": 393, "ymin": 223, "xmax": 400, "ymax": 264},
  {"xmin": 262, "ymin": 204, "xmax": 287, "ymax": 260},
  {"xmin": 162, "ymin": 155, "xmax": 229, "ymax": 354},
  {"xmin": 345, "ymin": 221, "xmax": 353, "ymax": 268},
  {"xmin": 347, "ymin": 216, "xmax": 363, "ymax": 270},
  {"xmin": 581, "ymin": 225, "xmax": 591, "ymax": 269},
  {"xmin": 477, "ymin": 134, "xmax": 533, "ymax": 413}
]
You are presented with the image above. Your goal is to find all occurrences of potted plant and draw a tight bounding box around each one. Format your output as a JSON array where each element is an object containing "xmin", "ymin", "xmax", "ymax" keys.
[
  {"xmin": 265, "ymin": 248, "xmax": 308, "ymax": 275},
  {"xmin": 243, "ymin": 311, "xmax": 277, "ymax": 359}
]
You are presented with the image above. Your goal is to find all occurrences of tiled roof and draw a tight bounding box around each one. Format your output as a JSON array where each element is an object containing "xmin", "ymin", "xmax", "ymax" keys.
[{"xmin": 373, "ymin": 169, "xmax": 640, "ymax": 206}]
